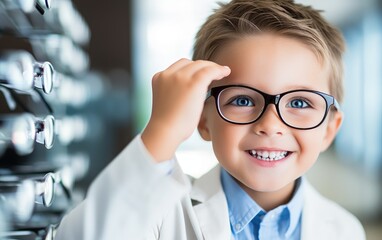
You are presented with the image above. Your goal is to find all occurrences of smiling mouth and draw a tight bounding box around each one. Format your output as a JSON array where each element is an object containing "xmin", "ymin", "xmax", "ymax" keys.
[{"xmin": 248, "ymin": 150, "xmax": 291, "ymax": 161}]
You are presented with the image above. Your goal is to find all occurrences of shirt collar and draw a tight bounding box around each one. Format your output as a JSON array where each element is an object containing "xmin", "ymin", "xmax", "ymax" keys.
[
  {"xmin": 221, "ymin": 169, "xmax": 263, "ymax": 234},
  {"xmin": 220, "ymin": 168, "xmax": 304, "ymax": 236},
  {"xmin": 285, "ymin": 176, "xmax": 304, "ymax": 237}
]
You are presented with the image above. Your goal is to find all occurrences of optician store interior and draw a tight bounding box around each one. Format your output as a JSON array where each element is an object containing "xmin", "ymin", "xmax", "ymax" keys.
[{"xmin": 0, "ymin": 0, "xmax": 381, "ymax": 239}]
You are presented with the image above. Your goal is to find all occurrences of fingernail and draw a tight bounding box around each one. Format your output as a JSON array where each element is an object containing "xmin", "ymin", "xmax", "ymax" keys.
[{"xmin": 223, "ymin": 66, "xmax": 231, "ymax": 73}]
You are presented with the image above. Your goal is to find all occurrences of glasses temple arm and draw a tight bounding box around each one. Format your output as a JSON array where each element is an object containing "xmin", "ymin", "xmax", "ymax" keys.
[
  {"xmin": 205, "ymin": 90, "xmax": 212, "ymax": 100},
  {"xmin": 333, "ymin": 99, "xmax": 341, "ymax": 111}
]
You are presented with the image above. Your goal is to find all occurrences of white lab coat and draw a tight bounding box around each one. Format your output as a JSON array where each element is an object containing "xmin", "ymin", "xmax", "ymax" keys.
[{"xmin": 55, "ymin": 135, "xmax": 366, "ymax": 240}]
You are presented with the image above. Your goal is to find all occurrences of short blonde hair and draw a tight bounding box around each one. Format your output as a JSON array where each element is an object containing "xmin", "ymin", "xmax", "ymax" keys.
[{"xmin": 193, "ymin": 0, "xmax": 345, "ymax": 103}]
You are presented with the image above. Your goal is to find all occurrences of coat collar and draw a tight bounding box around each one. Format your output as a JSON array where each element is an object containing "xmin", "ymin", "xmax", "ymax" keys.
[
  {"xmin": 188, "ymin": 166, "xmax": 336, "ymax": 240},
  {"xmin": 188, "ymin": 166, "xmax": 343, "ymax": 240},
  {"xmin": 190, "ymin": 165, "xmax": 231, "ymax": 240}
]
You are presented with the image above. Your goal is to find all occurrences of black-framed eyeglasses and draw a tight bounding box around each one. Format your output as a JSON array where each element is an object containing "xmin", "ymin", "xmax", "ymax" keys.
[{"xmin": 206, "ymin": 85, "xmax": 341, "ymax": 130}]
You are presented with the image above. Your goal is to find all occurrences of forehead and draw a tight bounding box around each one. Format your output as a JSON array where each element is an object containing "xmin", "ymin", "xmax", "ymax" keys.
[{"xmin": 211, "ymin": 33, "xmax": 330, "ymax": 94}]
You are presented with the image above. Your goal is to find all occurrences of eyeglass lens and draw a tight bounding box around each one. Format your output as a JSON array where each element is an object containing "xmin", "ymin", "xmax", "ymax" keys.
[{"xmin": 217, "ymin": 86, "xmax": 328, "ymax": 128}]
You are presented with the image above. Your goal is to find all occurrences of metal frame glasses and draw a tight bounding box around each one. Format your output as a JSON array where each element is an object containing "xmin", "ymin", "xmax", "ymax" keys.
[{"xmin": 206, "ymin": 85, "xmax": 341, "ymax": 130}]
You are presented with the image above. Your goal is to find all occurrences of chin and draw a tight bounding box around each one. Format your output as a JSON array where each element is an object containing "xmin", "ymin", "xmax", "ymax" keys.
[{"xmin": 242, "ymin": 177, "xmax": 293, "ymax": 193}]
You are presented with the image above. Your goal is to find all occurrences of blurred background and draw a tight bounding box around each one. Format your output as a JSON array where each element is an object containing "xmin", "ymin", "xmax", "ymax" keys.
[{"xmin": 0, "ymin": 0, "xmax": 381, "ymax": 239}]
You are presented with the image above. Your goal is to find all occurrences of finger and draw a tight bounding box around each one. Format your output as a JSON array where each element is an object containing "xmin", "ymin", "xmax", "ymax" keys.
[
  {"xmin": 176, "ymin": 60, "xmax": 230, "ymax": 82},
  {"xmin": 152, "ymin": 58, "xmax": 193, "ymax": 83},
  {"xmin": 152, "ymin": 71, "xmax": 161, "ymax": 81},
  {"xmin": 190, "ymin": 63, "xmax": 231, "ymax": 87},
  {"xmin": 162, "ymin": 58, "xmax": 193, "ymax": 75}
]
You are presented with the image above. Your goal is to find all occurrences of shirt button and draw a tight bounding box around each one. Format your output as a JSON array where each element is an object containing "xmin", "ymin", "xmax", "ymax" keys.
[{"xmin": 235, "ymin": 223, "xmax": 241, "ymax": 231}]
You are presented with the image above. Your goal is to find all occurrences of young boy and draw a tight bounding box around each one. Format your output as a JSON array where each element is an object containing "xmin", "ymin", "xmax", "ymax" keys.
[{"xmin": 55, "ymin": 0, "xmax": 365, "ymax": 239}]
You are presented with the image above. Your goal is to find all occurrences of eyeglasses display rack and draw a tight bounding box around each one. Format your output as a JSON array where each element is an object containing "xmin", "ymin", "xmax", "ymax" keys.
[{"xmin": 0, "ymin": 1, "xmax": 96, "ymax": 239}]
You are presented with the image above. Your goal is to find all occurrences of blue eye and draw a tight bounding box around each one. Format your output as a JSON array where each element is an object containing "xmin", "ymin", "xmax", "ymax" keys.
[
  {"xmin": 230, "ymin": 96, "xmax": 254, "ymax": 106},
  {"xmin": 288, "ymin": 99, "xmax": 310, "ymax": 108}
]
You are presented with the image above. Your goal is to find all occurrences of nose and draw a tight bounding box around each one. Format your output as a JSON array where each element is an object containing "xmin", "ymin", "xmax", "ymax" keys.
[{"xmin": 251, "ymin": 105, "xmax": 286, "ymax": 136}]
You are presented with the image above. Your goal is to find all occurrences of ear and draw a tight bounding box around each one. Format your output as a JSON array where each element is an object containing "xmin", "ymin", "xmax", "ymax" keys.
[
  {"xmin": 197, "ymin": 108, "xmax": 212, "ymax": 141},
  {"xmin": 321, "ymin": 111, "xmax": 343, "ymax": 152}
]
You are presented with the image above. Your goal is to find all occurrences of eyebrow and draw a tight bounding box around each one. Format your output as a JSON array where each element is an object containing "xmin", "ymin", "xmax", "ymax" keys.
[
  {"xmin": 214, "ymin": 83, "xmax": 322, "ymax": 92},
  {"xmin": 282, "ymin": 85, "xmax": 318, "ymax": 91}
]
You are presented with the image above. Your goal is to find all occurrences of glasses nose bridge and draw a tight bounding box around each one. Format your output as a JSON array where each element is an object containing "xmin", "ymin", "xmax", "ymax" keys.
[
  {"xmin": 257, "ymin": 93, "xmax": 283, "ymax": 125},
  {"xmin": 262, "ymin": 93, "xmax": 281, "ymax": 110}
]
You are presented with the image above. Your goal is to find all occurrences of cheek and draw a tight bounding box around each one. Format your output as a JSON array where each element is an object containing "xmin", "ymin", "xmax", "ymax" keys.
[
  {"xmin": 296, "ymin": 128, "xmax": 327, "ymax": 158},
  {"xmin": 208, "ymin": 118, "xmax": 245, "ymax": 164},
  {"xmin": 210, "ymin": 122, "xmax": 236, "ymax": 151}
]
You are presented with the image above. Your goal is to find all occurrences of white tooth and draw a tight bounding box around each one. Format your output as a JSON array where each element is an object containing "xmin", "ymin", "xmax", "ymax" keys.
[{"xmin": 251, "ymin": 150, "xmax": 289, "ymax": 161}]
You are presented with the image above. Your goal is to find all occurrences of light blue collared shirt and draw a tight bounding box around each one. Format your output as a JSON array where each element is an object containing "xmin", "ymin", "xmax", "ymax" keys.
[{"xmin": 221, "ymin": 169, "xmax": 304, "ymax": 240}]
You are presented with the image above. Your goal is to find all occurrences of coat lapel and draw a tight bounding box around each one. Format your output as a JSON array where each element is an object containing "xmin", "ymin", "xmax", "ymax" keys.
[
  {"xmin": 190, "ymin": 165, "xmax": 231, "ymax": 240},
  {"xmin": 301, "ymin": 182, "xmax": 337, "ymax": 240}
]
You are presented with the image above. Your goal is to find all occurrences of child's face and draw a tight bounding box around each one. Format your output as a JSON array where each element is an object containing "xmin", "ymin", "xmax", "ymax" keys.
[{"xmin": 198, "ymin": 33, "xmax": 343, "ymax": 194}]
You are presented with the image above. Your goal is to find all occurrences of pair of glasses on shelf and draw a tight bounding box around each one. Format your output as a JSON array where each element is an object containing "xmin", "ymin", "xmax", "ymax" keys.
[
  {"xmin": 0, "ymin": 114, "xmax": 55, "ymax": 155},
  {"xmin": 0, "ymin": 172, "xmax": 55, "ymax": 222},
  {"xmin": 0, "ymin": 50, "xmax": 55, "ymax": 94}
]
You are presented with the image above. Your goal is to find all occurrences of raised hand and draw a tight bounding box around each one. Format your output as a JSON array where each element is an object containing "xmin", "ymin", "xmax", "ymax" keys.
[{"xmin": 141, "ymin": 58, "xmax": 231, "ymax": 162}]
